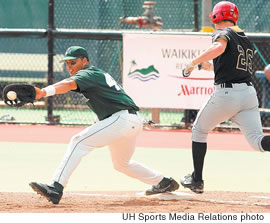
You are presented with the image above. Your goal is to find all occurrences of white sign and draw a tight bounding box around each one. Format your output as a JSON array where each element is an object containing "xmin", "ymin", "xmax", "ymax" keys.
[{"xmin": 123, "ymin": 34, "xmax": 214, "ymax": 109}]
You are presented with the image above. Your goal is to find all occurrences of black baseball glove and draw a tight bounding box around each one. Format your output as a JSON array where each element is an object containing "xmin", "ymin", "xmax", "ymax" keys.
[{"xmin": 3, "ymin": 83, "xmax": 36, "ymax": 107}]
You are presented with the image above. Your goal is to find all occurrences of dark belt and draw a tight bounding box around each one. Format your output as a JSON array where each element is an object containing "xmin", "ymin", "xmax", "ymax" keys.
[
  {"xmin": 219, "ymin": 82, "xmax": 252, "ymax": 88},
  {"xmin": 128, "ymin": 109, "xmax": 137, "ymax": 115},
  {"xmin": 105, "ymin": 109, "xmax": 137, "ymax": 119}
]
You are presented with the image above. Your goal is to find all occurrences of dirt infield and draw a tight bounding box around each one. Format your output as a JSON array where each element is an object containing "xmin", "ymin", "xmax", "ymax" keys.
[
  {"xmin": 1, "ymin": 125, "xmax": 270, "ymax": 214},
  {"xmin": 1, "ymin": 191, "xmax": 270, "ymax": 213}
]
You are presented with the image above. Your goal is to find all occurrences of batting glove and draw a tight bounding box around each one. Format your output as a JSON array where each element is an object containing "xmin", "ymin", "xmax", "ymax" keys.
[{"xmin": 182, "ymin": 62, "xmax": 196, "ymax": 77}]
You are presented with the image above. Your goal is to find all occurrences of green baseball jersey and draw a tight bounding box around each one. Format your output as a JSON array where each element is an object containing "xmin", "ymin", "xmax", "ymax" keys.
[{"xmin": 70, "ymin": 65, "xmax": 139, "ymax": 120}]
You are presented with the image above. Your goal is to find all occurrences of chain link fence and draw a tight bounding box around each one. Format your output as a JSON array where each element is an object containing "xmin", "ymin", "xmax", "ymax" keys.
[{"xmin": 0, "ymin": 0, "xmax": 270, "ymax": 129}]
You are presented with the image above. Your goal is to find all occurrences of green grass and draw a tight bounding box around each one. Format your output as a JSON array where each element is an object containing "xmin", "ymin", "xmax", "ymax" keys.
[
  {"xmin": 0, "ymin": 107, "xmax": 184, "ymax": 125},
  {"xmin": 1, "ymin": 141, "xmax": 270, "ymax": 193}
]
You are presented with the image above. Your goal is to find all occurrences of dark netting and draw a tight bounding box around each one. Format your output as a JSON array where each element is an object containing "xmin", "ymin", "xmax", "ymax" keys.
[
  {"xmin": 54, "ymin": 0, "xmax": 196, "ymax": 30},
  {"xmin": 53, "ymin": 0, "xmax": 270, "ymax": 32}
]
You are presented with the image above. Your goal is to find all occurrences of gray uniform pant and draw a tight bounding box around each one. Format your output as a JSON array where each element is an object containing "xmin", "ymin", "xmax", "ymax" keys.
[{"xmin": 192, "ymin": 83, "xmax": 264, "ymax": 152}]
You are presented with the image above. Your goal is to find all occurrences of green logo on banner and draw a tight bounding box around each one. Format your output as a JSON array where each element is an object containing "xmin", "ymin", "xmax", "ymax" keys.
[{"xmin": 128, "ymin": 60, "xmax": 160, "ymax": 82}]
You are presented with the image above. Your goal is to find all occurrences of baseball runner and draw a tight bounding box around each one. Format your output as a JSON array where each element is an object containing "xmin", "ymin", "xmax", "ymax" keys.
[
  {"xmin": 180, "ymin": 1, "xmax": 270, "ymax": 194},
  {"xmin": 28, "ymin": 46, "xmax": 179, "ymax": 204}
]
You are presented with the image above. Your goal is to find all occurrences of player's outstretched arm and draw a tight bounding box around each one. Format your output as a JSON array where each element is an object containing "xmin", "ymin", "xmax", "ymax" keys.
[
  {"xmin": 182, "ymin": 39, "xmax": 226, "ymax": 77},
  {"xmin": 192, "ymin": 39, "xmax": 227, "ymax": 66},
  {"xmin": 35, "ymin": 78, "xmax": 78, "ymax": 100},
  {"xmin": 35, "ymin": 87, "xmax": 46, "ymax": 100}
]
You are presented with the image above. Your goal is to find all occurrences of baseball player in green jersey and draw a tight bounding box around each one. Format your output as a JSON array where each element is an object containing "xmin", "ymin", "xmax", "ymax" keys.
[
  {"xmin": 180, "ymin": 1, "xmax": 270, "ymax": 194},
  {"xmin": 29, "ymin": 46, "xmax": 179, "ymax": 204}
]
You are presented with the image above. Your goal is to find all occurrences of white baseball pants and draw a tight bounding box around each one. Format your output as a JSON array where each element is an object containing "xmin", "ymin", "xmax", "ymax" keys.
[{"xmin": 53, "ymin": 110, "xmax": 163, "ymax": 187}]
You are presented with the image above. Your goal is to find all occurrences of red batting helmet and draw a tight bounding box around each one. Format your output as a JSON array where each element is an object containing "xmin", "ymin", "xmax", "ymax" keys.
[{"xmin": 210, "ymin": 1, "xmax": 239, "ymax": 24}]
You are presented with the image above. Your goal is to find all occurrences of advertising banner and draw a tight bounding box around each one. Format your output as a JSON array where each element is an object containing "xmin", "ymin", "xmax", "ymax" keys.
[{"xmin": 122, "ymin": 34, "xmax": 214, "ymax": 109}]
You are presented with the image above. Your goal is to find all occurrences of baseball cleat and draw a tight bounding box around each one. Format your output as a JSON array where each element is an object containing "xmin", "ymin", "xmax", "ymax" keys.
[
  {"xmin": 29, "ymin": 182, "xmax": 63, "ymax": 204},
  {"xmin": 145, "ymin": 177, "xmax": 179, "ymax": 195},
  {"xmin": 180, "ymin": 174, "xmax": 204, "ymax": 194}
]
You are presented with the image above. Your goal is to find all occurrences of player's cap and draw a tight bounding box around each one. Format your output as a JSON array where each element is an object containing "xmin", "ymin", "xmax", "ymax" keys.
[{"xmin": 61, "ymin": 46, "xmax": 89, "ymax": 61}]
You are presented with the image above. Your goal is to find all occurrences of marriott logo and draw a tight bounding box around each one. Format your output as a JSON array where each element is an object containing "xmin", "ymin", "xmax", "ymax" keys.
[{"xmin": 178, "ymin": 84, "xmax": 215, "ymax": 96}]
